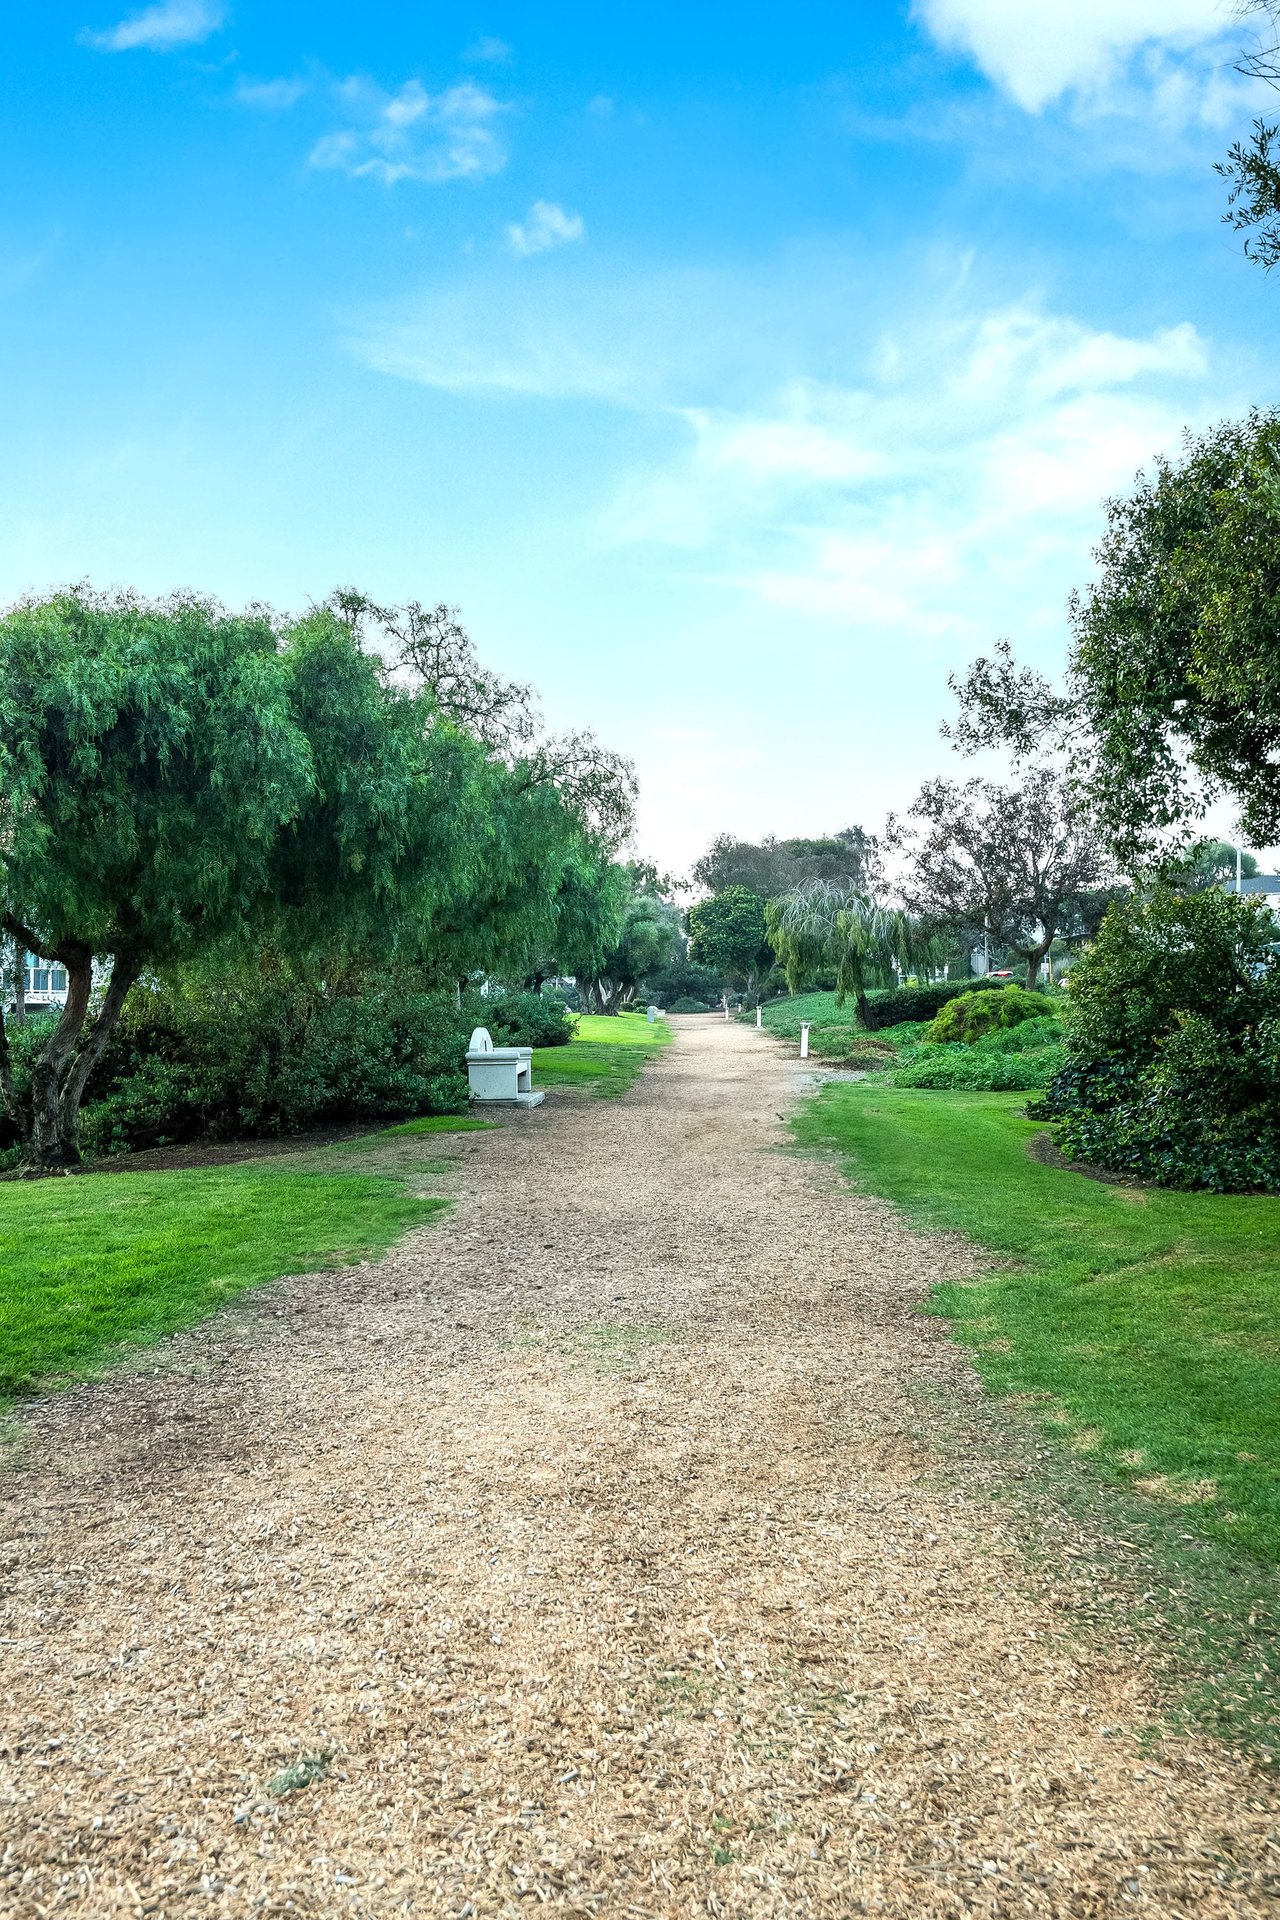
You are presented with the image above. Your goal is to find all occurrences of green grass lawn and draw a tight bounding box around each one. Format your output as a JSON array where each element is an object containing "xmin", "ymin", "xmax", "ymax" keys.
[
  {"xmin": 532, "ymin": 1010, "xmax": 673, "ymax": 1097},
  {"xmin": 795, "ymin": 1083, "xmax": 1280, "ymax": 1565},
  {"xmin": 0, "ymin": 1162, "xmax": 442, "ymax": 1405}
]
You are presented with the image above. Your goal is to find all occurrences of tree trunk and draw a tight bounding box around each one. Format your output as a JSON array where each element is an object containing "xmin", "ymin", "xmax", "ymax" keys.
[
  {"xmin": 1021, "ymin": 935, "xmax": 1053, "ymax": 992},
  {"xmin": 56, "ymin": 954, "xmax": 139, "ymax": 1161},
  {"xmin": 0, "ymin": 1008, "xmax": 24, "ymax": 1139},
  {"xmin": 26, "ymin": 954, "xmax": 93, "ymax": 1171},
  {"xmin": 11, "ymin": 938, "xmax": 25, "ymax": 1027}
]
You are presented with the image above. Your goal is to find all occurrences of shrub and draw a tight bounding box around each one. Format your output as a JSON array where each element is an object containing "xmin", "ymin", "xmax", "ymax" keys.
[
  {"xmin": 50, "ymin": 970, "xmax": 474, "ymax": 1158},
  {"xmin": 861, "ymin": 983, "xmax": 967, "ymax": 1028},
  {"xmin": 895, "ymin": 1043, "xmax": 1065, "ymax": 1091},
  {"xmin": 859, "ymin": 979, "xmax": 1019, "ymax": 1029},
  {"xmin": 473, "ymin": 989, "xmax": 575, "ymax": 1049},
  {"xmin": 970, "ymin": 1014, "xmax": 1062, "ymax": 1054},
  {"xmin": 1031, "ymin": 887, "xmax": 1280, "ymax": 1191},
  {"xmin": 669, "ymin": 996, "xmax": 711, "ymax": 1013},
  {"xmin": 925, "ymin": 986, "xmax": 1056, "ymax": 1045}
]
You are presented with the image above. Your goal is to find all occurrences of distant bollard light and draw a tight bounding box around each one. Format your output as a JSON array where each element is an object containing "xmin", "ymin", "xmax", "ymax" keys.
[
  {"xmin": 723, "ymin": 995, "xmax": 730, "ymax": 1022},
  {"xmin": 756, "ymin": 1006, "xmax": 762, "ymax": 1029},
  {"xmin": 800, "ymin": 1022, "xmax": 810, "ymax": 1059}
]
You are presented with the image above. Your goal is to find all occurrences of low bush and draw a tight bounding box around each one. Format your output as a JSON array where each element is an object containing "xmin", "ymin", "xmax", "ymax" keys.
[
  {"xmin": 860, "ymin": 979, "xmax": 1021, "ymax": 1030},
  {"xmin": 475, "ymin": 989, "xmax": 575, "ymax": 1049},
  {"xmin": 0, "ymin": 970, "xmax": 476, "ymax": 1166},
  {"xmin": 895, "ymin": 1042, "xmax": 1065, "ymax": 1091},
  {"xmin": 862, "ymin": 983, "xmax": 966, "ymax": 1028},
  {"xmin": 971, "ymin": 1014, "xmax": 1062, "ymax": 1054},
  {"xmin": 1032, "ymin": 888, "xmax": 1280, "ymax": 1192},
  {"xmin": 669, "ymin": 996, "xmax": 711, "ymax": 1013},
  {"xmin": 926, "ymin": 986, "xmax": 1056, "ymax": 1045}
]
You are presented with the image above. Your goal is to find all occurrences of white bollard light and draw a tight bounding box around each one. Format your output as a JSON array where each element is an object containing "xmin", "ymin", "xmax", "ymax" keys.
[
  {"xmin": 724, "ymin": 996, "xmax": 730, "ymax": 1022},
  {"xmin": 800, "ymin": 1022, "xmax": 810, "ymax": 1059},
  {"xmin": 756, "ymin": 1006, "xmax": 762, "ymax": 1029}
]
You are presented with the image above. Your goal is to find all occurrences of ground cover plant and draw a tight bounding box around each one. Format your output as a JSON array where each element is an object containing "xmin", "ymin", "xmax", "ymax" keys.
[
  {"xmin": 753, "ymin": 984, "xmax": 1041, "ymax": 1076},
  {"xmin": 531, "ymin": 1010, "xmax": 672, "ymax": 1096},
  {"xmin": 794, "ymin": 1081, "xmax": 1280, "ymax": 1566},
  {"xmin": 0, "ymin": 1157, "xmax": 442, "ymax": 1406}
]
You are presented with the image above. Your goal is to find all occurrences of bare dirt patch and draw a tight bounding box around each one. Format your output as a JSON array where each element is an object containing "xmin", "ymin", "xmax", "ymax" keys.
[{"xmin": 1, "ymin": 1021, "xmax": 1276, "ymax": 1916}]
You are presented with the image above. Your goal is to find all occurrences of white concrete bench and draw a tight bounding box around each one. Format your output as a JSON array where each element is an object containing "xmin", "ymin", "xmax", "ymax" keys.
[{"xmin": 465, "ymin": 1026, "xmax": 545, "ymax": 1108}]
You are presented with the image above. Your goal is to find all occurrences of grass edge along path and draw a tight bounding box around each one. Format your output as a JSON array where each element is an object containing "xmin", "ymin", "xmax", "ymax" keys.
[
  {"xmin": 0, "ymin": 1160, "xmax": 442, "ymax": 1408},
  {"xmin": 532, "ymin": 1010, "xmax": 673, "ymax": 1097},
  {"xmin": 794, "ymin": 1081, "xmax": 1280, "ymax": 1754}
]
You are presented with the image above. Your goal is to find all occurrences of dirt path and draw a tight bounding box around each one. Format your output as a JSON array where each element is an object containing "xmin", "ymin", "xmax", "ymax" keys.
[{"xmin": 2, "ymin": 1018, "xmax": 1277, "ymax": 1917}]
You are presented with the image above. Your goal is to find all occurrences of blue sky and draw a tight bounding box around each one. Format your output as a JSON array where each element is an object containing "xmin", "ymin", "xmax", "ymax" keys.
[{"xmin": 3, "ymin": 1, "xmax": 1276, "ymax": 871}]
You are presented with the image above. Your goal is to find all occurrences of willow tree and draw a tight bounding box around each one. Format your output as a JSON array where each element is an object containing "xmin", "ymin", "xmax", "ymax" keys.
[{"xmin": 767, "ymin": 883, "xmax": 940, "ymax": 1026}]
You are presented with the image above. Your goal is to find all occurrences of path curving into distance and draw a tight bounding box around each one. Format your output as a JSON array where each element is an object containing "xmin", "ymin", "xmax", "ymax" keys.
[{"xmin": 2, "ymin": 1017, "xmax": 1276, "ymax": 1915}]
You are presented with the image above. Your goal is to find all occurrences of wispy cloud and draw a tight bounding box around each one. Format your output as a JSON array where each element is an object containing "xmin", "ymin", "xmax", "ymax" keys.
[
  {"xmin": 235, "ymin": 75, "xmax": 308, "ymax": 110},
  {"xmin": 81, "ymin": 0, "xmax": 224, "ymax": 52},
  {"xmin": 914, "ymin": 0, "xmax": 1237, "ymax": 114},
  {"xmin": 606, "ymin": 301, "xmax": 1221, "ymax": 674},
  {"xmin": 310, "ymin": 78, "xmax": 507, "ymax": 186},
  {"xmin": 506, "ymin": 200, "xmax": 585, "ymax": 257},
  {"xmin": 464, "ymin": 36, "xmax": 511, "ymax": 63},
  {"xmin": 350, "ymin": 249, "xmax": 1234, "ymax": 688}
]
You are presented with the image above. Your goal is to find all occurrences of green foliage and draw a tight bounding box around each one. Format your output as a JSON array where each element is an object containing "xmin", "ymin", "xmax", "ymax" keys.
[
  {"xmin": 691, "ymin": 826, "xmax": 880, "ymax": 900},
  {"xmin": 687, "ymin": 885, "xmax": 772, "ymax": 989},
  {"xmin": 475, "ymin": 989, "xmax": 575, "ymax": 1049},
  {"xmin": 1218, "ymin": 116, "xmax": 1280, "ymax": 271},
  {"xmin": 860, "ymin": 982, "xmax": 971, "ymax": 1029},
  {"xmin": 894, "ymin": 1041, "xmax": 1064, "ymax": 1090},
  {"xmin": 900, "ymin": 766, "xmax": 1116, "ymax": 988},
  {"xmin": 644, "ymin": 956, "xmax": 723, "ymax": 1007},
  {"xmin": 0, "ymin": 587, "xmax": 633, "ymax": 1169},
  {"xmin": 1034, "ymin": 887, "xmax": 1280, "ymax": 1191},
  {"xmin": 669, "ymin": 996, "xmax": 711, "ymax": 1013},
  {"xmin": 0, "ymin": 589, "xmax": 312, "ymax": 965},
  {"xmin": 925, "ymin": 985, "xmax": 1055, "ymax": 1044},
  {"xmin": 0, "ymin": 968, "xmax": 478, "ymax": 1163},
  {"xmin": 581, "ymin": 891, "xmax": 684, "ymax": 1013},
  {"xmin": 1071, "ymin": 412, "xmax": 1280, "ymax": 851},
  {"xmin": 766, "ymin": 883, "xmax": 944, "ymax": 1021},
  {"xmin": 0, "ymin": 1159, "xmax": 439, "ymax": 1403}
]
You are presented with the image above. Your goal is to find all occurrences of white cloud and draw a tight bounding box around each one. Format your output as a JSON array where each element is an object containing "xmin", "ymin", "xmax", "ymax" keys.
[
  {"xmin": 465, "ymin": 36, "xmax": 511, "ymax": 63},
  {"xmin": 591, "ymin": 292, "xmax": 1232, "ymax": 703},
  {"xmin": 235, "ymin": 76, "xmax": 308, "ymax": 110},
  {"xmin": 82, "ymin": 0, "xmax": 224, "ymax": 52},
  {"xmin": 311, "ymin": 78, "xmax": 507, "ymax": 186},
  {"xmin": 506, "ymin": 200, "xmax": 586, "ymax": 257},
  {"xmin": 915, "ymin": 0, "xmax": 1233, "ymax": 110},
  {"xmin": 351, "ymin": 253, "xmax": 1237, "ymax": 726}
]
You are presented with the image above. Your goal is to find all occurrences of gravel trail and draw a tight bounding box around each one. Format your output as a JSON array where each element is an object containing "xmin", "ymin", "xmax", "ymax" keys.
[{"xmin": 2, "ymin": 1016, "xmax": 1277, "ymax": 1917}]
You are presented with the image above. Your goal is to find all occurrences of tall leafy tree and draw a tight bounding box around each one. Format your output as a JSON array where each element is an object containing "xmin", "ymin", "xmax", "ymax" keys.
[
  {"xmin": 895, "ymin": 770, "xmax": 1116, "ymax": 991},
  {"xmin": 1217, "ymin": 2, "xmax": 1280, "ymax": 268},
  {"xmin": 1071, "ymin": 413, "xmax": 1280, "ymax": 854},
  {"xmin": 691, "ymin": 827, "xmax": 879, "ymax": 900},
  {"xmin": 578, "ymin": 890, "xmax": 684, "ymax": 1014},
  {"xmin": 687, "ymin": 886, "xmax": 772, "ymax": 994},
  {"xmin": 0, "ymin": 589, "xmax": 445, "ymax": 1171}
]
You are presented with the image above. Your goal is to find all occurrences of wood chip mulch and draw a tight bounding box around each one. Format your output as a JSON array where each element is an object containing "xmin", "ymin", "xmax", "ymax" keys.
[{"xmin": 1, "ymin": 1019, "xmax": 1277, "ymax": 1916}]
